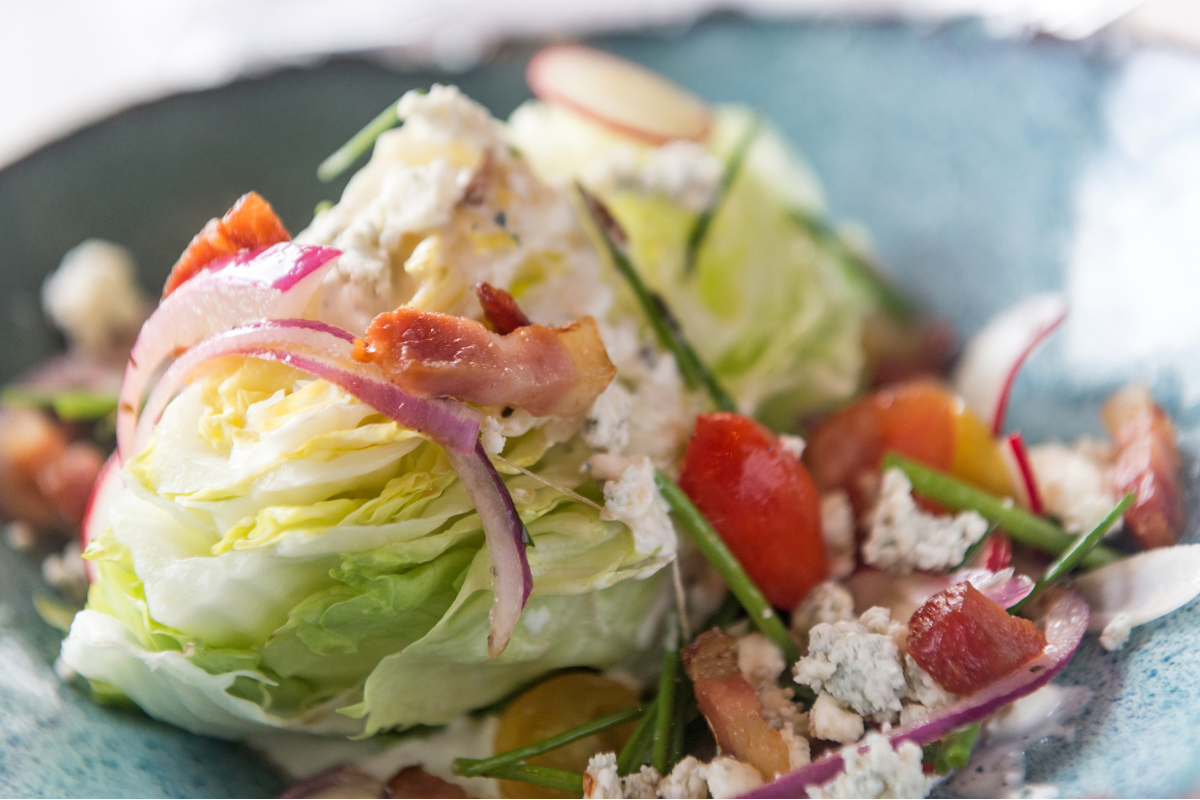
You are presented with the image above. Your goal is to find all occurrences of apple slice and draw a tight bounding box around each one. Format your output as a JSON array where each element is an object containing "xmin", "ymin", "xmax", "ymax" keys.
[
  {"xmin": 527, "ymin": 44, "xmax": 713, "ymax": 144},
  {"xmin": 80, "ymin": 453, "xmax": 122, "ymax": 583},
  {"xmin": 952, "ymin": 293, "xmax": 1067, "ymax": 436}
]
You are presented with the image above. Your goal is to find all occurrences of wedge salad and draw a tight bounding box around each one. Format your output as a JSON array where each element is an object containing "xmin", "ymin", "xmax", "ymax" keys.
[{"xmin": 4, "ymin": 43, "xmax": 1195, "ymax": 799}]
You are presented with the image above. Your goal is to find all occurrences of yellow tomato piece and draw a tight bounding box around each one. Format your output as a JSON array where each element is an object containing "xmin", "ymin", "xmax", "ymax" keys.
[
  {"xmin": 952, "ymin": 408, "xmax": 1016, "ymax": 498},
  {"xmin": 494, "ymin": 672, "xmax": 639, "ymax": 799}
]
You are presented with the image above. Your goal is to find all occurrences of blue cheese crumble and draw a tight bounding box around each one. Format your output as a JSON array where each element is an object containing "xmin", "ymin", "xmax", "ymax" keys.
[{"xmin": 864, "ymin": 468, "xmax": 988, "ymax": 573}]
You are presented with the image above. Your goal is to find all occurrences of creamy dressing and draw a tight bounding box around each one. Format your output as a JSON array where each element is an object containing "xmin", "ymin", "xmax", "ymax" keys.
[
  {"xmin": 248, "ymin": 715, "xmax": 501, "ymax": 798},
  {"xmin": 948, "ymin": 684, "xmax": 1091, "ymax": 799}
]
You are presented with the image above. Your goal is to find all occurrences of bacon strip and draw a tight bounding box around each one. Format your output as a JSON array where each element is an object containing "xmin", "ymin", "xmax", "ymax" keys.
[
  {"xmin": 353, "ymin": 308, "xmax": 616, "ymax": 418},
  {"xmin": 1103, "ymin": 384, "xmax": 1183, "ymax": 549},
  {"xmin": 476, "ymin": 282, "xmax": 531, "ymax": 335},
  {"xmin": 681, "ymin": 628, "xmax": 791, "ymax": 781},
  {"xmin": 163, "ymin": 192, "xmax": 290, "ymax": 297}
]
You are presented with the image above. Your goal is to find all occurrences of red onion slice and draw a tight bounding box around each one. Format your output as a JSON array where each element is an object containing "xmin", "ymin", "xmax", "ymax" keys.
[
  {"xmin": 845, "ymin": 567, "xmax": 1035, "ymax": 624},
  {"xmin": 279, "ymin": 765, "xmax": 384, "ymax": 799},
  {"xmin": 445, "ymin": 441, "xmax": 534, "ymax": 658},
  {"xmin": 80, "ymin": 453, "xmax": 122, "ymax": 583},
  {"xmin": 952, "ymin": 294, "xmax": 1067, "ymax": 436},
  {"xmin": 748, "ymin": 588, "xmax": 1089, "ymax": 799},
  {"xmin": 1003, "ymin": 431, "xmax": 1045, "ymax": 514},
  {"xmin": 116, "ymin": 242, "xmax": 341, "ymax": 462},
  {"xmin": 135, "ymin": 320, "xmax": 480, "ymax": 457}
]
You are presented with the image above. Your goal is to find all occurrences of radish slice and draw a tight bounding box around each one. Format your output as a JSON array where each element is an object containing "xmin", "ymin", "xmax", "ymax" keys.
[
  {"xmin": 1003, "ymin": 431, "xmax": 1045, "ymax": 513},
  {"xmin": 80, "ymin": 453, "xmax": 122, "ymax": 583},
  {"xmin": 953, "ymin": 294, "xmax": 1067, "ymax": 436},
  {"xmin": 527, "ymin": 45, "xmax": 712, "ymax": 144},
  {"xmin": 116, "ymin": 242, "xmax": 341, "ymax": 462},
  {"xmin": 1075, "ymin": 544, "xmax": 1200, "ymax": 633},
  {"xmin": 844, "ymin": 566, "xmax": 1034, "ymax": 623},
  {"xmin": 445, "ymin": 441, "xmax": 534, "ymax": 658},
  {"xmin": 136, "ymin": 320, "xmax": 480, "ymax": 457},
  {"xmin": 748, "ymin": 588, "xmax": 1089, "ymax": 799}
]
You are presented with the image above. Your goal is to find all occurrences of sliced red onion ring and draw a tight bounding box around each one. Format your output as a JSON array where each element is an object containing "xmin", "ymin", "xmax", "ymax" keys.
[
  {"xmin": 80, "ymin": 453, "xmax": 122, "ymax": 583},
  {"xmin": 952, "ymin": 293, "xmax": 1067, "ymax": 436},
  {"xmin": 1003, "ymin": 431, "xmax": 1045, "ymax": 514},
  {"xmin": 279, "ymin": 765, "xmax": 384, "ymax": 799},
  {"xmin": 135, "ymin": 320, "xmax": 480, "ymax": 457},
  {"xmin": 845, "ymin": 567, "xmax": 1034, "ymax": 624},
  {"xmin": 116, "ymin": 242, "xmax": 341, "ymax": 462},
  {"xmin": 445, "ymin": 441, "xmax": 534, "ymax": 659},
  {"xmin": 749, "ymin": 588, "xmax": 1089, "ymax": 799}
]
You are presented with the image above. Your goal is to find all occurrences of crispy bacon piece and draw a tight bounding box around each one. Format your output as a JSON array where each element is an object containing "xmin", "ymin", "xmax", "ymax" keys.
[
  {"xmin": 907, "ymin": 582, "xmax": 1046, "ymax": 696},
  {"xmin": 162, "ymin": 192, "xmax": 290, "ymax": 297},
  {"xmin": 354, "ymin": 308, "xmax": 616, "ymax": 418},
  {"xmin": 386, "ymin": 766, "xmax": 470, "ymax": 799},
  {"xmin": 1103, "ymin": 385, "xmax": 1184, "ymax": 550},
  {"xmin": 681, "ymin": 628, "xmax": 791, "ymax": 781},
  {"xmin": 475, "ymin": 282, "xmax": 531, "ymax": 335}
]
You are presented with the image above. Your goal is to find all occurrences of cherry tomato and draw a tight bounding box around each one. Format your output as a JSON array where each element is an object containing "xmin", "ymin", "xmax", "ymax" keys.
[
  {"xmin": 494, "ymin": 672, "xmax": 639, "ymax": 799},
  {"xmin": 678, "ymin": 412, "xmax": 826, "ymax": 610}
]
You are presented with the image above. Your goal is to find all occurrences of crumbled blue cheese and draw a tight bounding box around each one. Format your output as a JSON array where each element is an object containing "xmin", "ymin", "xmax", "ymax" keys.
[
  {"xmin": 779, "ymin": 434, "xmax": 806, "ymax": 460},
  {"xmin": 583, "ymin": 381, "xmax": 632, "ymax": 454},
  {"xmin": 791, "ymin": 581, "xmax": 856, "ymax": 643},
  {"xmin": 581, "ymin": 141, "xmax": 723, "ymax": 211},
  {"xmin": 737, "ymin": 633, "xmax": 807, "ymax": 734},
  {"xmin": 706, "ymin": 756, "xmax": 765, "ymax": 799},
  {"xmin": 396, "ymin": 84, "xmax": 498, "ymax": 151},
  {"xmin": 479, "ymin": 415, "xmax": 506, "ymax": 455},
  {"xmin": 658, "ymin": 756, "xmax": 710, "ymax": 799},
  {"xmin": 599, "ymin": 455, "xmax": 677, "ymax": 558},
  {"xmin": 820, "ymin": 491, "xmax": 856, "ymax": 579},
  {"xmin": 1028, "ymin": 440, "xmax": 1120, "ymax": 535},
  {"xmin": 809, "ymin": 691, "xmax": 864, "ymax": 744},
  {"xmin": 903, "ymin": 654, "xmax": 956, "ymax": 709},
  {"xmin": 621, "ymin": 765, "xmax": 661, "ymax": 799},
  {"xmin": 585, "ymin": 753, "xmax": 623, "ymax": 799},
  {"xmin": 864, "ymin": 468, "xmax": 988, "ymax": 573},
  {"xmin": 794, "ymin": 607, "xmax": 907, "ymax": 722},
  {"xmin": 806, "ymin": 732, "xmax": 934, "ymax": 799},
  {"xmin": 42, "ymin": 239, "xmax": 149, "ymax": 354},
  {"xmin": 1100, "ymin": 612, "xmax": 1133, "ymax": 651}
]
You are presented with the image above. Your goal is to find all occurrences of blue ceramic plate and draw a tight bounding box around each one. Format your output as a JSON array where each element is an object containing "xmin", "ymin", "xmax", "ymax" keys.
[{"xmin": 1, "ymin": 17, "xmax": 1197, "ymax": 798}]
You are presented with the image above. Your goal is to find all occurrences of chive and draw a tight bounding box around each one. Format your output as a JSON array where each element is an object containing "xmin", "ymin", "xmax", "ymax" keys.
[
  {"xmin": 882, "ymin": 453, "xmax": 1123, "ymax": 571},
  {"xmin": 1011, "ymin": 493, "xmax": 1134, "ymax": 613},
  {"xmin": 454, "ymin": 706, "xmax": 642, "ymax": 777},
  {"xmin": 578, "ymin": 186, "xmax": 737, "ymax": 412},
  {"xmin": 317, "ymin": 101, "xmax": 400, "ymax": 183},
  {"xmin": 651, "ymin": 646, "xmax": 679, "ymax": 774},
  {"xmin": 668, "ymin": 672, "xmax": 694, "ymax": 769},
  {"xmin": 314, "ymin": 200, "xmax": 333, "ymax": 216},
  {"xmin": 789, "ymin": 207, "xmax": 913, "ymax": 321},
  {"xmin": 684, "ymin": 114, "xmax": 761, "ymax": 275},
  {"xmin": 655, "ymin": 471, "xmax": 801, "ymax": 663},
  {"xmin": 933, "ymin": 723, "xmax": 981, "ymax": 776},
  {"xmin": 617, "ymin": 703, "xmax": 658, "ymax": 776},
  {"xmin": 2, "ymin": 386, "xmax": 118, "ymax": 422},
  {"xmin": 459, "ymin": 762, "xmax": 583, "ymax": 794}
]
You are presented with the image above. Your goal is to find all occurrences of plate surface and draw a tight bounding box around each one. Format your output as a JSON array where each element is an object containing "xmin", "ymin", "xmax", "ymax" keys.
[{"xmin": 0, "ymin": 17, "xmax": 1196, "ymax": 798}]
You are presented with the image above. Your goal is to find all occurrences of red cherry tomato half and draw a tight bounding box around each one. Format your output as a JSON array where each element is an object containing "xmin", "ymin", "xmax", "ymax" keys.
[{"xmin": 679, "ymin": 412, "xmax": 826, "ymax": 610}]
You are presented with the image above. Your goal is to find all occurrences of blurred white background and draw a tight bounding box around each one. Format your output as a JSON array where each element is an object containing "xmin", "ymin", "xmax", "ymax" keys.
[{"xmin": 2, "ymin": 0, "xmax": 1199, "ymax": 169}]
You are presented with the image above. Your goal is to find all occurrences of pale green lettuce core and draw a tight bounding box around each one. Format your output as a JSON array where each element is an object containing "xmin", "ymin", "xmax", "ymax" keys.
[
  {"xmin": 64, "ymin": 358, "xmax": 669, "ymax": 738},
  {"xmin": 509, "ymin": 103, "xmax": 879, "ymax": 429}
]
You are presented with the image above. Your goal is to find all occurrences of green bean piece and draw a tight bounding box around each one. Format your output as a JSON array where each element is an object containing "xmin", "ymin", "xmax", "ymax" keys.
[
  {"xmin": 655, "ymin": 472, "xmax": 801, "ymax": 664},
  {"xmin": 317, "ymin": 101, "xmax": 400, "ymax": 182},
  {"xmin": 882, "ymin": 453, "xmax": 1123, "ymax": 571},
  {"xmin": 789, "ymin": 207, "xmax": 913, "ymax": 321},
  {"xmin": 457, "ymin": 762, "xmax": 584, "ymax": 794},
  {"xmin": 684, "ymin": 114, "xmax": 761, "ymax": 275},
  {"xmin": 454, "ymin": 706, "xmax": 643, "ymax": 777},
  {"xmin": 578, "ymin": 186, "xmax": 737, "ymax": 412},
  {"xmin": 1011, "ymin": 493, "xmax": 1134, "ymax": 613},
  {"xmin": 933, "ymin": 723, "xmax": 982, "ymax": 776},
  {"xmin": 617, "ymin": 703, "xmax": 658, "ymax": 776},
  {"xmin": 651, "ymin": 647, "xmax": 679, "ymax": 774}
]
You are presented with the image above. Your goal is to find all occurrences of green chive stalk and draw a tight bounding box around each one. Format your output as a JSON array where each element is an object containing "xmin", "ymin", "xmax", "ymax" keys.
[
  {"xmin": 1011, "ymin": 493, "xmax": 1134, "ymax": 613},
  {"xmin": 933, "ymin": 723, "xmax": 981, "ymax": 775},
  {"xmin": 459, "ymin": 762, "xmax": 584, "ymax": 794},
  {"xmin": 317, "ymin": 102, "xmax": 400, "ymax": 183},
  {"xmin": 684, "ymin": 114, "xmax": 761, "ymax": 275},
  {"xmin": 656, "ymin": 472, "xmax": 801, "ymax": 664},
  {"xmin": 651, "ymin": 645, "xmax": 680, "ymax": 774},
  {"xmin": 578, "ymin": 186, "xmax": 737, "ymax": 412},
  {"xmin": 617, "ymin": 703, "xmax": 658, "ymax": 776},
  {"xmin": 2, "ymin": 387, "xmax": 118, "ymax": 423},
  {"xmin": 454, "ymin": 706, "xmax": 643, "ymax": 777},
  {"xmin": 882, "ymin": 453, "xmax": 1123, "ymax": 571}
]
